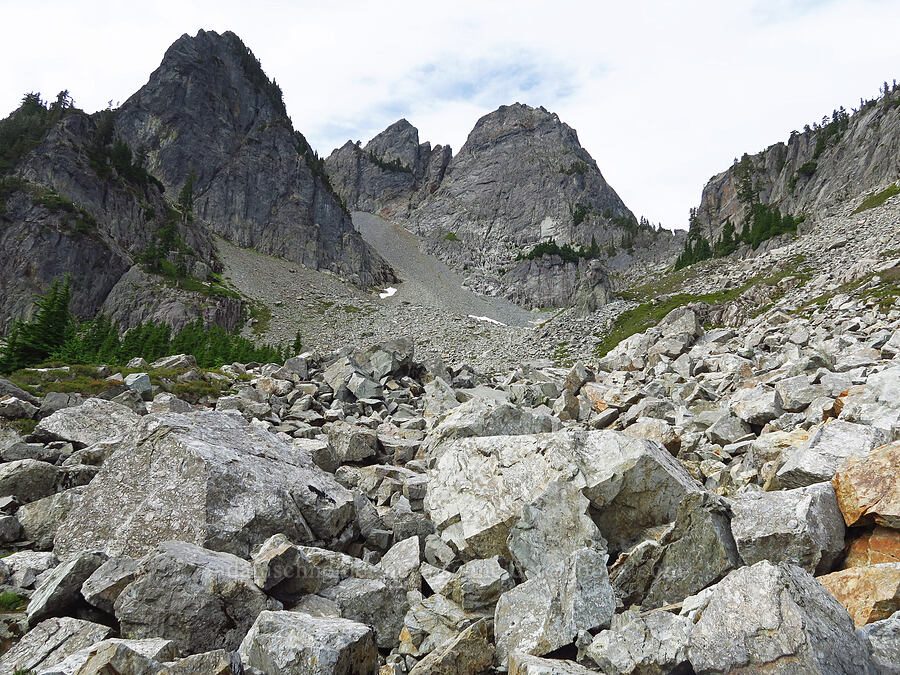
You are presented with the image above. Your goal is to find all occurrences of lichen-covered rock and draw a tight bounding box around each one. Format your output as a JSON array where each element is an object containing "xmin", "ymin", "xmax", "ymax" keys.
[
  {"xmin": 250, "ymin": 533, "xmax": 319, "ymax": 602},
  {"xmin": 26, "ymin": 551, "xmax": 107, "ymax": 626},
  {"xmin": 0, "ymin": 617, "xmax": 112, "ymax": 674},
  {"xmin": 407, "ymin": 618, "xmax": 494, "ymax": 675},
  {"xmin": 685, "ymin": 561, "xmax": 875, "ymax": 673},
  {"xmin": 33, "ymin": 398, "xmax": 140, "ymax": 447},
  {"xmin": 494, "ymin": 547, "xmax": 615, "ymax": 665},
  {"xmin": 426, "ymin": 430, "xmax": 699, "ymax": 558},
  {"xmin": 775, "ymin": 420, "xmax": 889, "ymax": 489},
  {"xmin": 81, "ymin": 555, "xmax": 140, "ymax": 614},
  {"xmin": 440, "ymin": 556, "xmax": 513, "ymax": 611},
  {"xmin": 17, "ymin": 487, "xmax": 86, "ymax": 551},
  {"xmin": 114, "ymin": 541, "xmax": 279, "ymax": 655},
  {"xmin": 507, "ymin": 480, "xmax": 606, "ymax": 580},
  {"xmin": 729, "ymin": 482, "xmax": 845, "ymax": 575},
  {"xmin": 54, "ymin": 411, "xmax": 355, "ymax": 559},
  {"xmin": 238, "ymin": 610, "xmax": 378, "ymax": 675},
  {"xmin": 583, "ymin": 609, "xmax": 692, "ymax": 674}
]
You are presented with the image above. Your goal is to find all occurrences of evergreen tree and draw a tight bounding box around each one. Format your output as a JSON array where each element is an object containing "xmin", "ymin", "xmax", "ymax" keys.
[
  {"xmin": 178, "ymin": 170, "xmax": 197, "ymax": 222},
  {"xmin": 0, "ymin": 278, "xmax": 72, "ymax": 373}
]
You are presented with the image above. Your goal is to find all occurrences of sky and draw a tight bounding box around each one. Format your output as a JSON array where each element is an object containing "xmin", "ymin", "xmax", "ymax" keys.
[{"xmin": 3, "ymin": 0, "xmax": 899, "ymax": 229}]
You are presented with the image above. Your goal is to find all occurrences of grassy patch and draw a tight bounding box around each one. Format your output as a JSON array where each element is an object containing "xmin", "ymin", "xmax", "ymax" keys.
[
  {"xmin": 247, "ymin": 302, "xmax": 272, "ymax": 336},
  {"xmin": 0, "ymin": 419, "xmax": 37, "ymax": 435},
  {"xmin": 852, "ymin": 184, "xmax": 899, "ymax": 214},
  {"xmin": 597, "ymin": 262, "xmax": 809, "ymax": 358},
  {"xmin": 444, "ymin": 232, "xmax": 460, "ymax": 242},
  {"xmin": 0, "ymin": 591, "xmax": 27, "ymax": 611}
]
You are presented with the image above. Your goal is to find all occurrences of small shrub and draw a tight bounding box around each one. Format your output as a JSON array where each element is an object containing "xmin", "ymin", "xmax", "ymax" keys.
[
  {"xmin": 0, "ymin": 590, "xmax": 27, "ymax": 611},
  {"xmin": 444, "ymin": 232, "xmax": 460, "ymax": 242}
]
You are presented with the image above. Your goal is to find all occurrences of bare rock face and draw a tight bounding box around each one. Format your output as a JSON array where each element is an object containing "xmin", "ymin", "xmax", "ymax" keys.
[
  {"xmin": 325, "ymin": 119, "xmax": 451, "ymax": 218},
  {"xmin": 115, "ymin": 29, "xmax": 395, "ymax": 288},
  {"xmin": 693, "ymin": 88, "xmax": 900, "ymax": 245},
  {"xmin": 501, "ymin": 255, "xmax": 612, "ymax": 311},
  {"xmin": 0, "ymin": 106, "xmax": 228, "ymax": 333},
  {"xmin": 53, "ymin": 410, "xmax": 355, "ymax": 559},
  {"xmin": 832, "ymin": 440, "xmax": 900, "ymax": 528}
]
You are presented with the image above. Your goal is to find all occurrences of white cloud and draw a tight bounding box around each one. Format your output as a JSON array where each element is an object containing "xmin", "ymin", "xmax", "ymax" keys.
[{"xmin": 2, "ymin": 0, "xmax": 898, "ymax": 228}]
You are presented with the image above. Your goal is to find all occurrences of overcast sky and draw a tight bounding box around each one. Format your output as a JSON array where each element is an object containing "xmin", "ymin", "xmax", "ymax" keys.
[{"xmin": 3, "ymin": 0, "xmax": 899, "ymax": 228}]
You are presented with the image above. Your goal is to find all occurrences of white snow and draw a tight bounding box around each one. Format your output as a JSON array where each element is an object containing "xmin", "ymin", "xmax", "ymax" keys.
[
  {"xmin": 379, "ymin": 286, "xmax": 398, "ymax": 299},
  {"xmin": 467, "ymin": 314, "xmax": 507, "ymax": 326}
]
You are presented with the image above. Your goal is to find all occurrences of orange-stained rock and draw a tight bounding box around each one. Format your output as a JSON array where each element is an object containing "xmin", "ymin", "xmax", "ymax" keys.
[
  {"xmin": 581, "ymin": 383, "xmax": 608, "ymax": 413},
  {"xmin": 844, "ymin": 527, "xmax": 900, "ymax": 568},
  {"xmin": 831, "ymin": 441, "xmax": 900, "ymax": 528},
  {"xmin": 817, "ymin": 562, "xmax": 900, "ymax": 627}
]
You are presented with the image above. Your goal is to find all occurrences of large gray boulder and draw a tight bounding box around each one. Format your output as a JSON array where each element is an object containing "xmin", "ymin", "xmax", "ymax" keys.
[
  {"xmin": 685, "ymin": 561, "xmax": 875, "ymax": 673},
  {"xmin": 507, "ymin": 480, "xmax": 606, "ymax": 580},
  {"xmin": 729, "ymin": 482, "xmax": 845, "ymax": 575},
  {"xmin": 0, "ymin": 617, "xmax": 112, "ymax": 674},
  {"xmin": 440, "ymin": 556, "xmax": 514, "ymax": 611},
  {"xmin": 775, "ymin": 419, "xmax": 889, "ymax": 488},
  {"xmin": 33, "ymin": 398, "xmax": 140, "ymax": 447},
  {"xmin": 613, "ymin": 492, "xmax": 743, "ymax": 610},
  {"xmin": 239, "ymin": 610, "xmax": 378, "ymax": 675},
  {"xmin": 858, "ymin": 610, "xmax": 900, "ymax": 674},
  {"xmin": 494, "ymin": 547, "xmax": 615, "ymax": 666},
  {"xmin": 583, "ymin": 609, "xmax": 692, "ymax": 674},
  {"xmin": 294, "ymin": 545, "xmax": 408, "ymax": 649},
  {"xmin": 81, "ymin": 555, "xmax": 140, "ymax": 614},
  {"xmin": 26, "ymin": 551, "xmax": 107, "ymax": 626},
  {"xmin": 422, "ymin": 397, "xmax": 555, "ymax": 458},
  {"xmin": 38, "ymin": 637, "xmax": 177, "ymax": 674},
  {"xmin": 17, "ymin": 487, "xmax": 86, "ymax": 550},
  {"xmin": 114, "ymin": 541, "xmax": 279, "ymax": 655},
  {"xmin": 426, "ymin": 430, "xmax": 700, "ymax": 558},
  {"xmin": 0, "ymin": 459, "xmax": 59, "ymax": 504},
  {"xmin": 53, "ymin": 411, "xmax": 355, "ymax": 559}
]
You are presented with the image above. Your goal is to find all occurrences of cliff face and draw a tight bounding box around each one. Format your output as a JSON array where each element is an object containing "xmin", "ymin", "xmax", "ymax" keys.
[
  {"xmin": 328, "ymin": 104, "xmax": 660, "ymax": 308},
  {"xmin": 115, "ymin": 29, "xmax": 395, "ymax": 287},
  {"xmin": 695, "ymin": 90, "xmax": 900, "ymax": 243},
  {"xmin": 0, "ymin": 106, "xmax": 232, "ymax": 334},
  {"xmin": 325, "ymin": 119, "xmax": 451, "ymax": 218}
]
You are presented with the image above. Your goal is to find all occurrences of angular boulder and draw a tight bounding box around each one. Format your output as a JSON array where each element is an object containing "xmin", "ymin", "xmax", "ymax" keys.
[
  {"xmin": 426, "ymin": 430, "xmax": 699, "ymax": 558},
  {"xmin": 26, "ymin": 551, "xmax": 107, "ymax": 626},
  {"xmin": 54, "ymin": 411, "xmax": 355, "ymax": 559},
  {"xmin": 238, "ymin": 610, "xmax": 378, "ymax": 675},
  {"xmin": 775, "ymin": 420, "xmax": 889, "ymax": 489},
  {"xmin": 583, "ymin": 609, "xmax": 692, "ymax": 674},
  {"xmin": 33, "ymin": 398, "xmax": 140, "ymax": 447},
  {"xmin": 832, "ymin": 440, "xmax": 900, "ymax": 528},
  {"xmin": 494, "ymin": 547, "xmax": 615, "ymax": 665},
  {"xmin": 729, "ymin": 482, "xmax": 845, "ymax": 575},
  {"xmin": 686, "ymin": 561, "xmax": 874, "ymax": 673},
  {"xmin": 507, "ymin": 480, "xmax": 606, "ymax": 580},
  {"xmin": 114, "ymin": 541, "xmax": 279, "ymax": 654},
  {"xmin": 0, "ymin": 617, "xmax": 112, "ymax": 674},
  {"xmin": 817, "ymin": 563, "xmax": 900, "ymax": 628}
]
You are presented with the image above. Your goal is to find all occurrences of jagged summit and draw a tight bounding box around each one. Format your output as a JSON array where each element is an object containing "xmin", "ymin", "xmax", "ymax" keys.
[{"xmin": 115, "ymin": 29, "xmax": 395, "ymax": 287}]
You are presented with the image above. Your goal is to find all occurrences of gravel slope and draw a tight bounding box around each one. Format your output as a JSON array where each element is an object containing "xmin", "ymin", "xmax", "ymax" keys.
[{"xmin": 353, "ymin": 212, "xmax": 534, "ymax": 327}]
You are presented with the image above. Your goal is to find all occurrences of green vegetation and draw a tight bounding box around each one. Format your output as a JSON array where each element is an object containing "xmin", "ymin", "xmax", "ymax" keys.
[
  {"xmin": 597, "ymin": 264, "xmax": 809, "ymax": 358},
  {"xmin": 247, "ymin": 302, "xmax": 272, "ymax": 336},
  {"xmin": 86, "ymin": 111, "xmax": 162, "ymax": 190},
  {"xmin": 853, "ymin": 184, "xmax": 899, "ymax": 214},
  {"xmin": 517, "ymin": 237, "xmax": 602, "ymax": 264},
  {"xmin": 812, "ymin": 107, "xmax": 850, "ymax": 159},
  {"xmin": 444, "ymin": 232, "xmax": 461, "ymax": 242},
  {"xmin": 673, "ymin": 232, "xmax": 712, "ymax": 270},
  {"xmin": 230, "ymin": 35, "xmax": 287, "ymax": 118},
  {"xmin": 572, "ymin": 203, "xmax": 590, "ymax": 226},
  {"xmin": 0, "ymin": 91, "xmax": 74, "ymax": 177},
  {"xmin": 292, "ymin": 330, "xmax": 303, "ymax": 354},
  {"xmin": 294, "ymin": 131, "xmax": 349, "ymax": 215},
  {"xmin": 0, "ymin": 591, "xmax": 27, "ymax": 611},
  {"xmin": 0, "ymin": 280, "xmax": 287, "ymax": 375},
  {"xmin": 797, "ymin": 160, "xmax": 818, "ymax": 177},
  {"xmin": 560, "ymin": 160, "xmax": 589, "ymax": 176},
  {"xmin": 367, "ymin": 150, "xmax": 413, "ymax": 174},
  {"xmin": 177, "ymin": 170, "xmax": 196, "ymax": 222}
]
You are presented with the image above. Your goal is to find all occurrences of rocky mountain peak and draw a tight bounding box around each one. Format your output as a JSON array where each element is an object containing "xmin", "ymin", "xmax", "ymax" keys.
[
  {"xmin": 460, "ymin": 102, "xmax": 568, "ymax": 152},
  {"xmin": 115, "ymin": 29, "xmax": 395, "ymax": 288}
]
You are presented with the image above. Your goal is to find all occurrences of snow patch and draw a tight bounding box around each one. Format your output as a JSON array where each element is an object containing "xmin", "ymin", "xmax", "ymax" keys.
[
  {"xmin": 379, "ymin": 287, "xmax": 397, "ymax": 299},
  {"xmin": 468, "ymin": 314, "xmax": 507, "ymax": 326}
]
